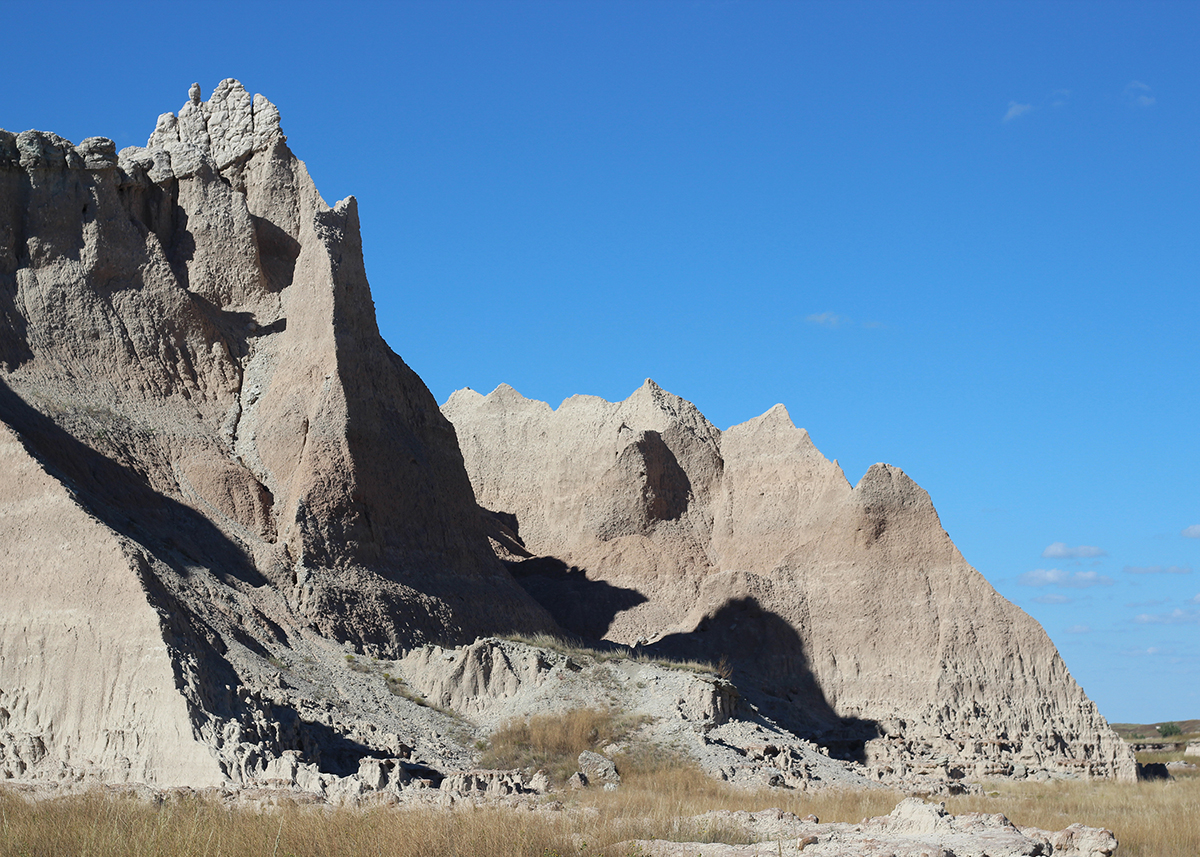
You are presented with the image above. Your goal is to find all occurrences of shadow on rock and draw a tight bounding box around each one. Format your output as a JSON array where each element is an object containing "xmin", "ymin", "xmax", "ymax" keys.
[
  {"xmin": 649, "ymin": 596, "xmax": 879, "ymax": 764},
  {"xmin": 507, "ymin": 555, "xmax": 649, "ymax": 640},
  {"xmin": 0, "ymin": 377, "xmax": 266, "ymax": 587}
]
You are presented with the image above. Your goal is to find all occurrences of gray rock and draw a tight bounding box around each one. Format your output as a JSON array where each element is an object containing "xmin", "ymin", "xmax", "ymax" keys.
[{"xmin": 578, "ymin": 750, "xmax": 619, "ymax": 785}]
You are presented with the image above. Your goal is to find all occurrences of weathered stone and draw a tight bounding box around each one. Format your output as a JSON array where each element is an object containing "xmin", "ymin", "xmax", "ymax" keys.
[
  {"xmin": 0, "ymin": 80, "xmax": 553, "ymax": 787},
  {"xmin": 578, "ymin": 750, "xmax": 619, "ymax": 785},
  {"xmin": 443, "ymin": 382, "xmax": 1137, "ymax": 782}
]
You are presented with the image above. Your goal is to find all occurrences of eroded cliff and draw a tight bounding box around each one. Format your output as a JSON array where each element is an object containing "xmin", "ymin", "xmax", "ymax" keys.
[{"xmin": 443, "ymin": 380, "xmax": 1137, "ymax": 783}]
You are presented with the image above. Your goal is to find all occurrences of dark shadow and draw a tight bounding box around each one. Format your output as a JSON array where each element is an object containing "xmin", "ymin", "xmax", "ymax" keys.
[
  {"xmin": 294, "ymin": 719, "xmax": 379, "ymax": 777},
  {"xmin": 252, "ymin": 214, "xmax": 300, "ymax": 293},
  {"xmin": 0, "ymin": 376, "xmax": 266, "ymax": 587},
  {"xmin": 1137, "ymin": 762, "xmax": 1171, "ymax": 781},
  {"xmin": 0, "ymin": 272, "xmax": 32, "ymax": 372},
  {"xmin": 165, "ymin": 200, "xmax": 195, "ymax": 293},
  {"xmin": 186, "ymin": 292, "xmax": 287, "ymax": 364},
  {"xmin": 507, "ymin": 555, "xmax": 648, "ymax": 640},
  {"xmin": 648, "ymin": 596, "xmax": 879, "ymax": 764}
]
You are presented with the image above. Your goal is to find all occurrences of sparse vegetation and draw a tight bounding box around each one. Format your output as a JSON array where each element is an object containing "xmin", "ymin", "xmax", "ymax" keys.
[
  {"xmin": 946, "ymin": 774, "xmax": 1200, "ymax": 857},
  {"xmin": 1, "ymin": 773, "xmax": 1197, "ymax": 857},
  {"xmin": 480, "ymin": 707, "xmax": 649, "ymax": 784},
  {"xmin": 500, "ymin": 634, "xmax": 729, "ymax": 680}
]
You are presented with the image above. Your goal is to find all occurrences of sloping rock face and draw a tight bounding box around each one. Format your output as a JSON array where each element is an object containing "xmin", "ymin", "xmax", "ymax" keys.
[
  {"xmin": 443, "ymin": 381, "xmax": 1137, "ymax": 783},
  {"xmin": 0, "ymin": 81, "xmax": 553, "ymax": 785}
]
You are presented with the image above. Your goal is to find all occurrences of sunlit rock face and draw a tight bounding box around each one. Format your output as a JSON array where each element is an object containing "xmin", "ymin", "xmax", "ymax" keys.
[
  {"xmin": 444, "ymin": 380, "xmax": 1137, "ymax": 783},
  {"xmin": 0, "ymin": 80, "xmax": 553, "ymax": 785}
]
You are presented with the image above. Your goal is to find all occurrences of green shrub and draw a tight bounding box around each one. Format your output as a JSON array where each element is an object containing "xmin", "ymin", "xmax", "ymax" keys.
[{"xmin": 1160, "ymin": 722, "xmax": 1182, "ymax": 737}]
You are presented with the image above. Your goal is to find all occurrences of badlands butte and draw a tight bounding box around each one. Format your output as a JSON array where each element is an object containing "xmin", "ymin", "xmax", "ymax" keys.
[{"xmin": 0, "ymin": 80, "xmax": 1136, "ymax": 810}]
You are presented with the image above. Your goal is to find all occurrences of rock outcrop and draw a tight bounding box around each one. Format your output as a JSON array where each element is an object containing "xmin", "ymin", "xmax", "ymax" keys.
[
  {"xmin": 0, "ymin": 80, "xmax": 1134, "ymax": 797},
  {"xmin": 443, "ymin": 381, "xmax": 1137, "ymax": 783},
  {"xmin": 0, "ymin": 80, "xmax": 554, "ymax": 786},
  {"xmin": 629, "ymin": 799, "xmax": 1118, "ymax": 857}
]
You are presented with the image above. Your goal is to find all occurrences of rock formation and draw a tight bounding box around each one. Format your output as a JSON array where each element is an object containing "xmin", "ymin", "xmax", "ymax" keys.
[
  {"xmin": 0, "ymin": 80, "xmax": 554, "ymax": 786},
  {"xmin": 443, "ymin": 381, "xmax": 1137, "ymax": 783},
  {"xmin": 0, "ymin": 80, "xmax": 1134, "ymax": 798},
  {"xmin": 629, "ymin": 800, "xmax": 1118, "ymax": 857}
]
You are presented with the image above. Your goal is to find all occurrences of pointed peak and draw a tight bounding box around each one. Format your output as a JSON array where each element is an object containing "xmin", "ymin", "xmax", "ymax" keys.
[
  {"xmin": 759, "ymin": 403, "xmax": 795, "ymax": 428},
  {"xmin": 442, "ymin": 387, "xmax": 485, "ymax": 409},
  {"xmin": 726, "ymin": 403, "xmax": 801, "ymax": 436},
  {"xmin": 485, "ymin": 383, "xmax": 533, "ymax": 404},
  {"xmin": 853, "ymin": 462, "xmax": 933, "ymax": 508}
]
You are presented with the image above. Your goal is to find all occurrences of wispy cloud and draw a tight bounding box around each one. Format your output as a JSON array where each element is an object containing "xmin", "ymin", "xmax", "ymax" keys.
[
  {"xmin": 1124, "ymin": 565, "xmax": 1192, "ymax": 575},
  {"xmin": 1065, "ymin": 624, "xmax": 1091, "ymax": 634},
  {"xmin": 1003, "ymin": 101, "xmax": 1033, "ymax": 123},
  {"xmin": 1181, "ymin": 525, "xmax": 1200, "ymax": 538},
  {"xmin": 1124, "ymin": 645, "xmax": 1174, "ymax": 657},
  {"xmin": 805, "ymin": 312, "xmax": 849, "ymax": 329},
  {"xmin": 1124, "ymin": 80, "xmax": 1156, "ymax": 107},
  {"xmin": 1042, "ymin": 542, "xmax": 1107, "ymax": 559},
  {"xmin": 1033, "ymin": 593, "xmax": 1072, "ymax": 604},
  {"xmin": 804, "ymin": 312, "xmax": 885, "ymax": 331},
  {"xmin": 1191, "ymin": 593, "xmax": 1200, "ymax": 604},
  {"xmin": 1019, "ymin": 568, "xmax": 1114, "ymax": 588},
  {"xmin": 1050, "ymin": 89, "xmax": 1071, "ymax": 107},
  {"xmin": 1135, "ymin": 608, "xmax": 1200, "ymax": 625}
]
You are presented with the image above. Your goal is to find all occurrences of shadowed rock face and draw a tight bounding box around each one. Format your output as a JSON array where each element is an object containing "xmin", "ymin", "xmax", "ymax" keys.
[
  {"xmin": 443, "ymin": 381, "xmax": 1138, "ymax": 782},
  {"xmin": 0, "ymin": 81, "xmax": 554, "ymax": 785}
]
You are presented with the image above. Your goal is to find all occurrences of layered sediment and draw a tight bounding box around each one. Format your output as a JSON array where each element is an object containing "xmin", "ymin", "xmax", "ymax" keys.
[
  {"xmin": 0, "ymin": 80, "xmax": 553, "ymax": 785},
  {"xmin": 443, "ymin": 381, "xmax": 1137, "ymax": 783}
]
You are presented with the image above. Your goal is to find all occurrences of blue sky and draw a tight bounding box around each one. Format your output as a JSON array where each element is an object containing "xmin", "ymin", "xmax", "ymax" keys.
[{"xmin": 3, "ymin": 1, "xmax": 1196, "ymax": 723}]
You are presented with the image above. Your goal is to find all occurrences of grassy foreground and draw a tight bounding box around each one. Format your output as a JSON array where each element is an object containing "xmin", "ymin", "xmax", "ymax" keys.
[
  {"xmin": 1, "ymin": 770, "xmax": 1196, "ymax": 857},
  {"xmin": 3, "ymin": 711, "xmax": 1195, "ymax": 856}
]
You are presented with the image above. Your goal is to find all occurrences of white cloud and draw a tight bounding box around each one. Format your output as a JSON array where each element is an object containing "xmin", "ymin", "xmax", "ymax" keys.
[
  {"xmin": 1135, "ymin": 608, "xmax": 1200, "ymax": 625},
  {"xmin": 1124, "ymin": 565, "xmax": 1192, "ymax": 575},
  {"xmin": 1050, "ymin": 89, "xmax": 1071, "ymax": 107},
  {"xmin": 1181, "ymin": 525, "xmax": 1200, "ymax": 538},
  {"xmin": 1192, "ymin": 593, "xmax": 1200, "ymax": 604},
  {"xmin": 1003, "ymin": 101, "xmax": 1033, "ymax": 122},
  {"xmin": 1018, "ymin": 568, "xmax": 1114, "ymax": 588},
  {"xmin": 1042, "ymin": 542, "xmax": 1107, "ymax": 559},
  {"xmin": 1033, "ymin": 593, "xmax": 1072, "ymax": 604},
  {"xmin": 1125, "ymin": 80, "xmax": 1156, "ymax": 107},
  {"xmin": 805, "ymin": 312, "xmax": 849, "ymax": 329},
  {"xmin": 1065, "ymin": 624, "xmax": 1091, "ymax": 634}
]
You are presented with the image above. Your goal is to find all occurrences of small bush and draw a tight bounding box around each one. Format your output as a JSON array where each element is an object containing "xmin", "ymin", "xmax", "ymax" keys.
[
  {"xmin": 1159, "ymin": 722, "xmax": 1182, "ymax": 737},
  {"xmin": 480, "ymin": 708, "xmax": 645, "ymax": 784}
]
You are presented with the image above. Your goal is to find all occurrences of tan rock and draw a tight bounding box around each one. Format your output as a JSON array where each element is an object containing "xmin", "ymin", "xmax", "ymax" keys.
[
  {"xmin": 0, "ymin": 81, "xmax": 553, "ymax": 786},
  {"xmin": 443, "ymin": 381, "xmax": 1136, "ymax": 781}
]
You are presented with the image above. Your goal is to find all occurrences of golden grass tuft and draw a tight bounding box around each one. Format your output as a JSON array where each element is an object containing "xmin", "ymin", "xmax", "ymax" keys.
[{"xmin": 479, "ymin": 707, "xmax": 648, "ymax": 784}]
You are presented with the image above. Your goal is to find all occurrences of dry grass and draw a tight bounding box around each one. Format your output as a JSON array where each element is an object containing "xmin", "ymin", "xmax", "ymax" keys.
[
  {"xmin": 500, "ymin": 634, "xmax": 727, "ymax": 678},
  {"xmin": 0, "ymin": 769, "xmax": 900, "ymax": 857},
  {"xmin": 0, "ymin": 790, "xmax": 570, "ymax": 857},
  {"xmin": 480, "ymin": 708, "xmax": 648, "ymax": 784},
  {"xmin": 2, "ymin": 765, "xmax": 1196, "ymax": 857},
  {"xmin": 945, "ymin": 774, "xmax": 1200, "ymax": 857}
]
